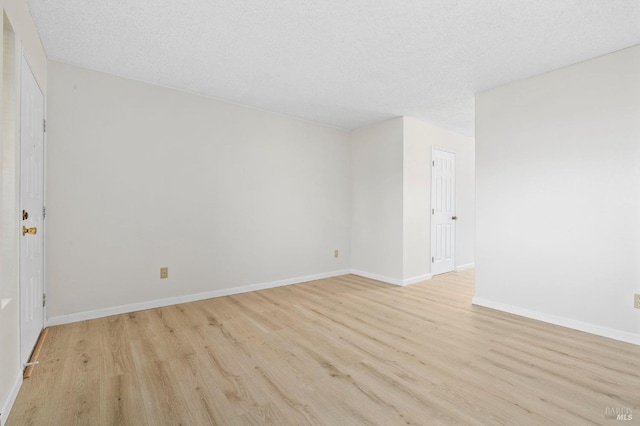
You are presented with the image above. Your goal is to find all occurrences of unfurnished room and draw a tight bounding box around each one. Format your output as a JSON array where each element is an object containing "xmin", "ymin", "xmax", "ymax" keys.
[{"xmin": 0, "ymin": 1, "xmax": 639, "ymax": 425}]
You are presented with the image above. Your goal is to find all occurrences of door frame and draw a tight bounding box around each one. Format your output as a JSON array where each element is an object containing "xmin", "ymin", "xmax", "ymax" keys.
[
  {"xmin": 430, "ymin": 147, "xmax": 456, "ymax": 275},
  {"xmin": 19, "ymin": 49, "xmax": 47, "ymax": 366}
]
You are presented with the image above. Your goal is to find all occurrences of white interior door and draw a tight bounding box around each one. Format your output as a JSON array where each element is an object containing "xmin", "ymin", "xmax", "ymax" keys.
[
  {"xmin": 431, "ymin": 148, "xmax": 456, "ymax": 276},
  {"xmin": 20, "ymin": 55, "xmax": 45, "ymax": 366}
]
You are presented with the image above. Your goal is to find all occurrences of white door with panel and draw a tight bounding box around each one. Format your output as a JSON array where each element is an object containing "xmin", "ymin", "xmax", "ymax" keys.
[
  {"xmin": 431, "ymin": 149, "xmax": 456, "ymax": 276},
  {"xmin": 20, "ymin": 55, "xmax": 45, "ymax": 365}
]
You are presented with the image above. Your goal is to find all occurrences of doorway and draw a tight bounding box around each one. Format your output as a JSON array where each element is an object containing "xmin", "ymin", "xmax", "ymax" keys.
[
  {"xmin": 19, "ymin": 54, "xmax": 45, "ymax": 366},
  {"xmin": 431, "ymin": 148, "xmax": 456, "ymax": 276}
]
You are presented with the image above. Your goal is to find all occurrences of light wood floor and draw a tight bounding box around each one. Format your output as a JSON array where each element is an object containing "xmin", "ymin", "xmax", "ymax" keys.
[{"xmin": 8, "ymin": 271, "xmax": 640, "ymax": 425}]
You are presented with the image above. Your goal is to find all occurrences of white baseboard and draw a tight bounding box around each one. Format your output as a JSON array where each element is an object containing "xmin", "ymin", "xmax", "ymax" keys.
[
  {"xmin": 472, "ymin": 297, "xmax": 640, "ymax": 346},
  {"xmin": 402, "ymin": 274, "xmax": 432, "ymax": 286},
  {"xmin": 0, "ymin": 371, "xmax": 22, "ymax": 426},
  {"xmin": 350, "ymin": 269, "xmax": 403, "ymax": 286},
  {"xmin": 456, "ymin": 262, "xmax": 475, "ymax": 272},
  {"xmin": 349, "ymin": 270, "xmax": 433, "ymax": 287},
  {"xmin": 47, "ymin": 269, "xmax": 351, "ymax": 327}
]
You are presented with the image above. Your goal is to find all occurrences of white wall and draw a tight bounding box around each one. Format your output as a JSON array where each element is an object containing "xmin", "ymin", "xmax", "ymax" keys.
[
  {"xmin": 402, "ymin": 119, "xmax": 430, "ymax": 282},
  {"xmin": 350, "ymin": 117, "xmax": 475, "ymax": 285},
  {"xmin": 0, "ymin": 0, "xmax": 47, "ymax": 423},
  {"xmin": 46, "ymin": 61, "xmax": 351, "ymax": 319},
  {"xmin": 350, "ymin": 118, "xmax": 404, "ymax": 282},
  {"xmin": 475, "ymin": 45, "xmax": 640, "ymax": 344},
  {"xmin": 403, "ymin": 117, "xmax": 475, "ymax": 282}
]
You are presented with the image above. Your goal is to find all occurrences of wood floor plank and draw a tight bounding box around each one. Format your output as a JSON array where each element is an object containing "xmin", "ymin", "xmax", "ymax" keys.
[{"xmin": 8, "ymin": 270, "xmax": 640, "ymax": 425}]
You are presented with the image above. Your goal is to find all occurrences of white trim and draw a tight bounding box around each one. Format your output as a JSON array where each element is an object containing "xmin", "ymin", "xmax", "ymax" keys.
[
  {"xmin": 402, "ymin": 274, "xmax": 433, "ymax": 286},
  {"xmin": 455, "ymin": 263, "xmax": 475, "ymax": 272},
  {"xmin": 349, "ymin": 269, "xmax": 403, "ymax": 286},
  {"xmin": 0, "ymin": 372, "xmax": 23, "ymax": 426},
  {"xmin": 349, "ymin": 270, "xmax": 433, "ymax": 287},
  {"xmin": 47, "ymin": 269, "xmax": 350, "ymax": 326},
  {"xmin": 472, "ymin": 297, "xmax": 640, "ymax": 346}
]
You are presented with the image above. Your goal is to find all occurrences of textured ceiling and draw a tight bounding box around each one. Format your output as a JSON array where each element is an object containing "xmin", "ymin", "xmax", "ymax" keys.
[{"xmin": 27, "ymin": 1, "xmax": 640, "ymax": 136}]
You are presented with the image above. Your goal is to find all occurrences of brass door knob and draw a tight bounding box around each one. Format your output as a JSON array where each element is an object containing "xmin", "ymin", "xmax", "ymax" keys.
[{"xmin": 22, "ymin": 226, "xmax": 37, "ymax": 236}]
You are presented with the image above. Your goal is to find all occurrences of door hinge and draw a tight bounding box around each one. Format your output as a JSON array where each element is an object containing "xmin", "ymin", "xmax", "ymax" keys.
[
  {"xmin": 432, "ymin": 257, "xmax": 434, "ymax": 263},
  {"xmin": 42, "ymin": 205, "xmax": 46, "ymax": 219},
  {"xmin": 43, "ymin": 293, "xmax": 46, "ymax": 307},
  {"xmin": 432, "ymin": 208, "xmax": 434, "ymax": 214},
  {"xmin": 43, "ymin": 119, "xmax": 46, "ymax": 133},
  {"xmin": 432, "ymin": 160, "xmax": 435, "ymax": 166}
]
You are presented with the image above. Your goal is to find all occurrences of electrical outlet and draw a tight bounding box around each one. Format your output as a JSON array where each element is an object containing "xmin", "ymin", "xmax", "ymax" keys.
[
  {"xmin": 334, "ymin": 249, "xmax": 339, "ymax": 258},
  {"xmin": 160, "ymin": 267, "xmax": 168, "ymax": 279},
  {"xmin": 634, "ymin": 294, "xmax": 640, "ymax": 309}
]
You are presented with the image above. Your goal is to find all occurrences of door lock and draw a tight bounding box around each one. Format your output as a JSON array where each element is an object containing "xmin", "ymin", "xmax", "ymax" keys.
[
  {"xmin": 22, "ymin": 226, "xmax": 37, "ymax": 236},
  {"xmin": 22, "ymin": 210, "xmax": 29, "ymax": 220},
  {"xmin": 451, "ymin": 216, "xmax": 458, "ymax": 220}
]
